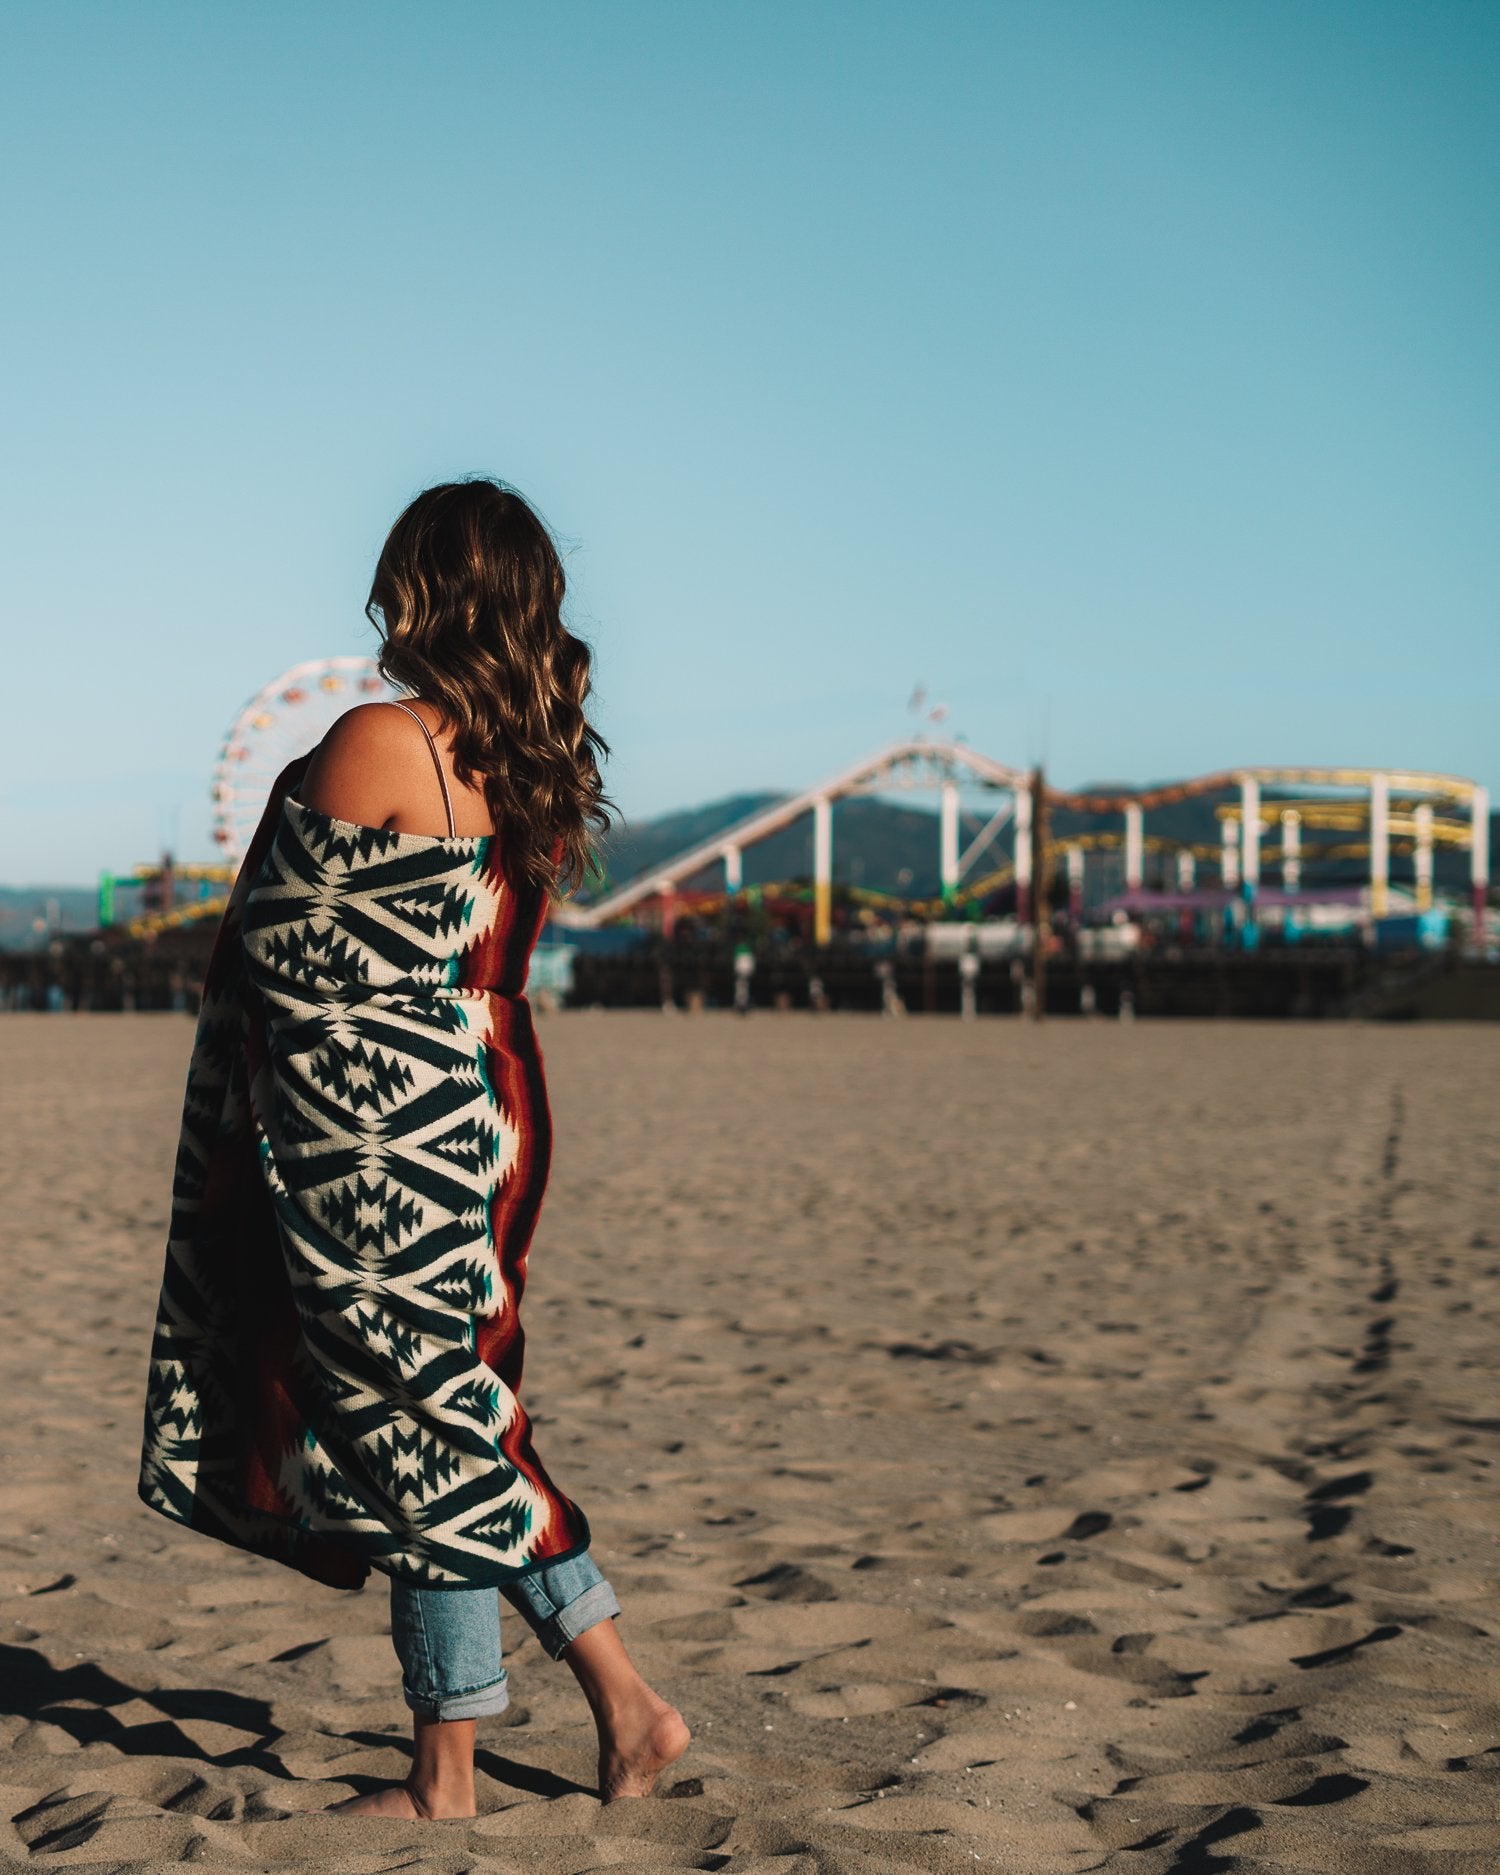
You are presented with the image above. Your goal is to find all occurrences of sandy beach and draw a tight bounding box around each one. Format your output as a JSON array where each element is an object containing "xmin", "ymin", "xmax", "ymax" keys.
[{"xmin": 1, "ymin": 1010, "xmax": 1497, "ymax": 1874}]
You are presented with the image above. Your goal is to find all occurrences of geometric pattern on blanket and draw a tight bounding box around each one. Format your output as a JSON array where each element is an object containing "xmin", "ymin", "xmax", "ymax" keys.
[{"xmin": 138, "ymin": 757, "xmax": 590, "ymax": 1590}]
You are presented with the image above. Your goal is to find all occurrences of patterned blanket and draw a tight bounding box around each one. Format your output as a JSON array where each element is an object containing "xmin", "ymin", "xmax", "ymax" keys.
[{"xmin": 137, "ymin": 754, "xmax": 590, "ymax": 1589}]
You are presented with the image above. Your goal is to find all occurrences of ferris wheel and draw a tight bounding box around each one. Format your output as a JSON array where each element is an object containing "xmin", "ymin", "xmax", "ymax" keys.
[{"xmin": 211, "ymin": 655, "xmax": 401, "ymax": 863}]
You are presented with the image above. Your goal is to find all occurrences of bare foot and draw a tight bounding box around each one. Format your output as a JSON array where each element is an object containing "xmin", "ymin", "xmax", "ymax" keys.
[
  {"xmin": 597, "ymin": 1691, "xmax": 691, "ymax": 1801},
  {"xmin": 328, "ymin": 1780, "xmax": 475, "ymax": 1818}
]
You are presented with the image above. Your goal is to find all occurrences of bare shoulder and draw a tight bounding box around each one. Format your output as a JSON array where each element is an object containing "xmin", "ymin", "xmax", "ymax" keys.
[
  {"xmin": 316, "ymin": 700, "xmax": 425, "ymax": 754},
  {"xmin": 298, "ymin": 702, "xmax": 434, "ymax": 829}
]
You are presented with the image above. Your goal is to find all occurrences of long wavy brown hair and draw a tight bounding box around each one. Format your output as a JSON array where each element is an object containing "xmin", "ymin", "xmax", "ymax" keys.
[{"xmin": 367, "ymin": 479, "xmax": 614, "ymax": 900}]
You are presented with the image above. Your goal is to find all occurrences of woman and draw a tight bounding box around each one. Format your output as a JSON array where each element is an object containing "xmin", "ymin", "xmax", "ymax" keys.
[{"xmin": 138, "ymin": 479, "xmax": 688, "ymax": 1817}]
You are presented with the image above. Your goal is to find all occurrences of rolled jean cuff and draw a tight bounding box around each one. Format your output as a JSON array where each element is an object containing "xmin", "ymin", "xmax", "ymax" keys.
[
  {"xmin": 530, "ymin": 1579, "xmax": 621, "ymax": 1660},
  {"xmin": 401, "ymin": 1665, "xmax": 510, "ymax": 1722}
]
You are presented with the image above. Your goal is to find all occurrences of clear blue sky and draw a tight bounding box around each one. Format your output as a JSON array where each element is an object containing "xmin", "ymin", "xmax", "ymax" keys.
[{"xmin": 2, "ymin": 1, "xmax": 1495, "ymax": 884}]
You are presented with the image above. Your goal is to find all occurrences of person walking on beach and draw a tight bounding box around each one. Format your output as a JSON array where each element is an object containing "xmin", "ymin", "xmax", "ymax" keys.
[{"xmin": 138, "ymin": 478, "xmax": 689, "ymax": 1818}]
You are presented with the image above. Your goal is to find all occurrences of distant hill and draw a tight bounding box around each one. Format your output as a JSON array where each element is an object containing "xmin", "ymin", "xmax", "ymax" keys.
[
  {"xmin": 591, "ymin": 793, "xmax": 981, "ymax": 900},
  {"xmin": 0, "ymin": 886, "xmax": 100, "ymax": 952},
  {"xmin": 594, "ymin": 793, "xmax": 782, "ymax": 891}
]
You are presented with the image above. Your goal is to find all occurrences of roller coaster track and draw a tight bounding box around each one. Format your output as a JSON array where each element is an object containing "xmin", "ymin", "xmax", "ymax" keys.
[{"xmin": 556, "ymin": 740, "xmax": 1489, "ymax": 931}]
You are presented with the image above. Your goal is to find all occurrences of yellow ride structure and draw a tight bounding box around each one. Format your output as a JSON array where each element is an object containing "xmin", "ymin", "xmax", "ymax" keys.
[
  {"xmin": 99, "ymin": 860, "xmax": 235, "ymax": 940},
  {"xmin": 553, "ymin": 742, "xmax": 1490, "ymax": 943}
]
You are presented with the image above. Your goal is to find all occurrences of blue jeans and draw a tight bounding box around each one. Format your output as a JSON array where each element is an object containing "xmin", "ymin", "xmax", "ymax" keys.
[{"xmin": 389, "ymin": 1550, "xmax": 621, "ymax": 1721}]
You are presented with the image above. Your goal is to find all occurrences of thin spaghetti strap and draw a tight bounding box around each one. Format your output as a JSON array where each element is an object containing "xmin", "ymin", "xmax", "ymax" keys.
[{"xmin": 388, "ymin": 700, "xmax": 456, "ymax": 837}]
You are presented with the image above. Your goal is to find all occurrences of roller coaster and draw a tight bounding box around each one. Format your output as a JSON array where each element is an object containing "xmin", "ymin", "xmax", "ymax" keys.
[{"xmin": 554, "ymin": 740, "xmax": 1491, "ymax": 944}]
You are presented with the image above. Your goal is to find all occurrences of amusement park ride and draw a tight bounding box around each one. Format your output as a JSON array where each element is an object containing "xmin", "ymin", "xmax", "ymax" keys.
[
  {"xmin": 553, "ymin": 742, "xmax": 1490, "ymax": 947},
  {"xmin": 103, "ymin": 658, "xmax": 1492, "ymax": 951}
]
